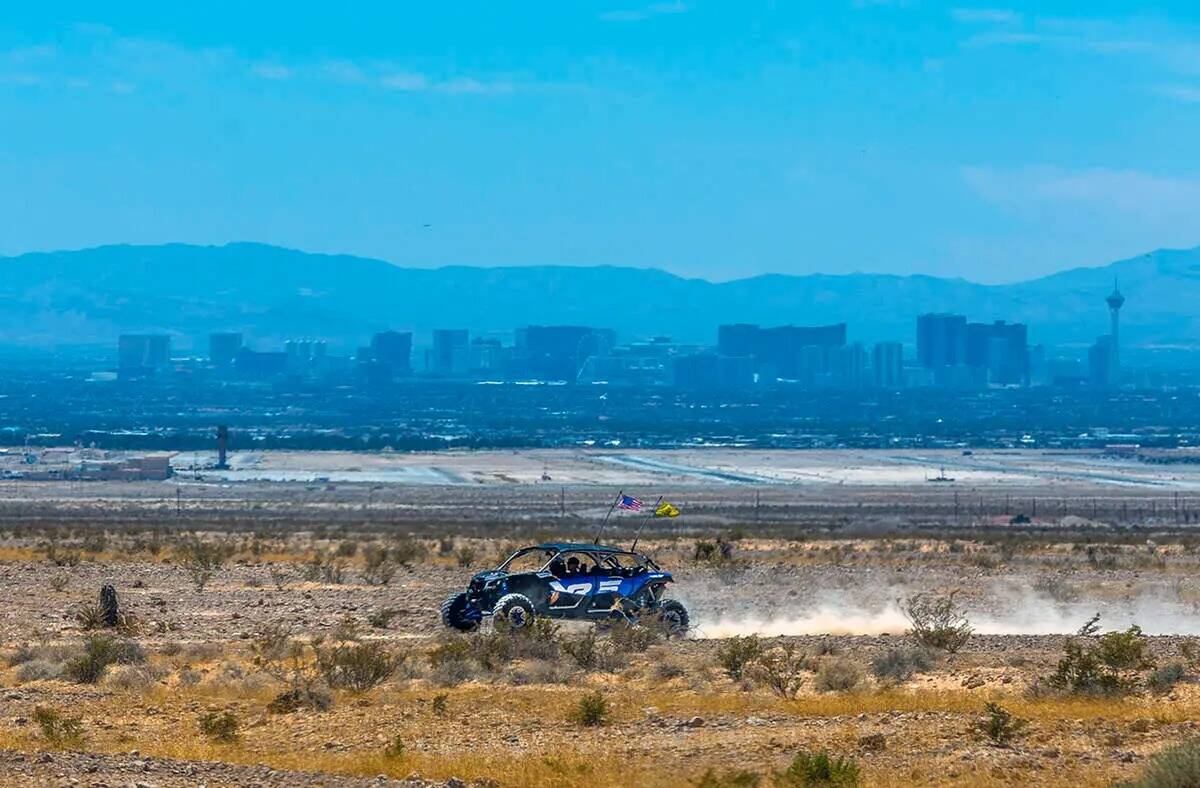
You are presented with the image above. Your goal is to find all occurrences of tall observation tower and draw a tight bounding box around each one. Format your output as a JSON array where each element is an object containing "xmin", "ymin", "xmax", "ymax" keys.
[{"xmin": 1106, "ymin": 279, "xmax": 1125, "ymax": 384}]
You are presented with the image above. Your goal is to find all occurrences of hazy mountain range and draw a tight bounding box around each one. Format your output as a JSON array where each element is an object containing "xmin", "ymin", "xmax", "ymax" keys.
[{"xmin": 0, "ymin": 242, "xmax": 1196, "ymax": 352}]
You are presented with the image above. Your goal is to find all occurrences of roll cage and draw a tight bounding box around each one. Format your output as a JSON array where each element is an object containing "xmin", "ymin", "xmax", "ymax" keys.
[{"xmin": 496, "ymin": 545, "xmax": 661, "ymax": 576}]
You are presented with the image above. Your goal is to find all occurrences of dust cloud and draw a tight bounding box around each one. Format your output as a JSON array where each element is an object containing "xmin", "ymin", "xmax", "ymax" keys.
[{"xmin": 687, "ymin": 583, "xmax": 1200, "ymax": 639}]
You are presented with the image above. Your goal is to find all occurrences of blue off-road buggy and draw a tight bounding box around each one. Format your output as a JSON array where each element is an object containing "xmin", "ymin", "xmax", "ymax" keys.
[{"xmin": 441, "ymin": 542, "xmax": 689, "ymax": 635}]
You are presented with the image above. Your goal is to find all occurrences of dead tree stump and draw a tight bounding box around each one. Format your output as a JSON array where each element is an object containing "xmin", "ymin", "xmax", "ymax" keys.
[{"xmin": 99, "ymin": 584, "xmax": 119, "ymax": 628}]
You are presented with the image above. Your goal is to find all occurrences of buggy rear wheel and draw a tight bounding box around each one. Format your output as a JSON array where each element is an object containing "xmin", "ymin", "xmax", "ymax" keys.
[
  {"xmin": 441, "ymin": 592, "xmax": 480, "ymax": 632},
  {"xmin": 656, "ymin": 599, "xmax": 689, "ymax": 637},
  {"xmin": 494, "ymin": 593, "xmax": 536, "ymax": 629}
]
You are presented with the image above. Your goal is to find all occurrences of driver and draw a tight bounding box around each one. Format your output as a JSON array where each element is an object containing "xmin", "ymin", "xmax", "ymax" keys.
[{"xmin": 564, "ymin": 555, "xmax": 582, "ymax": 576}]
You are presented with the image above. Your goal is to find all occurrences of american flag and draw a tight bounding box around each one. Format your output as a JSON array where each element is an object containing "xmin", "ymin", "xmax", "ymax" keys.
[{"xmin": 617, "ymin": 495, "xmax": 643, "ymax": 511}]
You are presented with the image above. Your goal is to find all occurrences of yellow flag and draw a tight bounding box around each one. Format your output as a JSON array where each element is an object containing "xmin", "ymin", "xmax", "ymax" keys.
[{"xmin": 654, "ymin": 501, "xmax": 680, "ymax": 518}]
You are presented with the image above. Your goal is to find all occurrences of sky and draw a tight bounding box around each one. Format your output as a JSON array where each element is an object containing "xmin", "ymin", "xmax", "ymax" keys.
[{"xmin": 2, "ymin": 2, "xmax": 1200, "ymax": 283}]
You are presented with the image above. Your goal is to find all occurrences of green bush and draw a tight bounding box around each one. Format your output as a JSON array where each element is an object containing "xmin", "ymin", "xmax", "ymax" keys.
[
  {"xmin": 316, "ymin": 639, "xmax": 397, "ymax": 692},
  {"xmin": 717, "ymin": 635, "xmax": 764, "ymax": 680},
  {"xmin": 198, "ymin": 710, "xmax": 239, "ymax": 743},
  {"xmin": 971, "ymin": 702, "xmax": 1027, "ymax": 747},
  {"xmin": 65, "ymin": 634, "xmax": 144, "ymax": 684},
  {"xmin": 900, "ymin": 591, "xmax": 973, "ymax": 653},
  {"xmin": 747, "ymin": 643, "xmax": 808, "ymax": 699},
  {"xmin": 814, "ymin": 657, "xmax": 863, "ymax": 693},
  {"xmin": 571, "ymin": 691, "xmax": 609, "ymax": 726},
  {"xmin": 33, "ymin": 706, "xmax": 84, "ymax": 746},
  {"xmin": 1148, "ymin": 663, "xmax": 1188, "ymax": 694},
  {"xmin": 871, "ymin": 646, "xmax": 935, "ymax": 683},
  {"xmin": 1118, "ymin": 739, "xmax": 1200, "ymax": 788},
  {"xmin": 776, "ymin": 750, "xmax": 860, "ymax": 786},
  {"xmin": 690, "ymin": 769, "xmax": 763, "ymax": 787},
  {"xmin": 1046, "ymin": 625, "xmax": 1155, "ymax": 695}
]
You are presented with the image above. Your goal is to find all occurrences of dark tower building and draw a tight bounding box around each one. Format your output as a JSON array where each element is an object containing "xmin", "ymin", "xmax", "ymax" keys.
[
  {"xmin": 209, "ymin": 333, "xmax": 243, "ymax": 367},
  {"xmin": 1106, "ymin": 280, "xmax": 1125, "ymax": 384},
  {"xmin": 118, "ymin": 334, "xmax": 171, "ymax": 380},
  {"xmin": 369, "ymin": 331, "xmax": 413, "ymax": 376},
  {"xmin": 916, "ymin": 313, "xmax": 967, "ymax": 368}
]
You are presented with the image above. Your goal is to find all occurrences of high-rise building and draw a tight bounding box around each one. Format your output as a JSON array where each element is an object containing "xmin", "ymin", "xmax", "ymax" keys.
[
  {"xmin": 1107, "ymin": 280, "xmax": 1125, "ymax": 384},
  {"xmin": 118, "ymin": 334, "xmax": 171, "ymax": 380},
  {"xmin": 672, "ymin": 353, "xmax": 754, "ymax": 389},
  {"xmin": 827, "ymin": 343, "xmax": 867, "ymax": 389},
  {"xmin": 1089, "ymin": 336, "xmax": 1113, "ymax": 387},
  {"xmin": 716, "ymin": 323, "xmax": 846, "ymax": 379},
  {"xmin": 965, "ymin": 321, "xmax": 1028, "ymax": 385},
  {"xmin": 917, "ymin": 314, "xmax": 967, "ymax": 368},
  {"xmin": 515, "ymin": 326, "xmax": 615, "ymax": 381},
  {"xmin": 871, "ymin": 342, "xmax": 904, "ymax": 388},
  {"xmin": 209, "ymin": 333, "xmax": 243, "ymax": 367},
  {"xmin": 431, "ymin": 329, "xmax": 470, "ymax": 376},
  {"xmin": 369, "ymin": 331, "xmax": 412, "ymax": 376}
]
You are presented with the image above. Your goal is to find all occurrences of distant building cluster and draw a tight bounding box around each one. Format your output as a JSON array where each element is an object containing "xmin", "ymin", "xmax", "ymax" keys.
[{"xmin": 114, "ymin": 285, "xmax": 1127, "ymax": 391}]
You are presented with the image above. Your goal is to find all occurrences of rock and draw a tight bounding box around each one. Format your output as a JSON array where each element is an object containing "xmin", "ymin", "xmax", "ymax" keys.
[
  {"xmin": 963, "ymin": 675, "xmax": 986, "ymax": 689},
  {"xmin": 445, "ymin": 779, "xmax": 466, "ymax": 788},
  {"xmin": 35, "ymin": 753, "xmax": 53, "ymax": 764},
  {"xmin": 685, "ymin": 716, "xmax": 705, "ymax": 728}
]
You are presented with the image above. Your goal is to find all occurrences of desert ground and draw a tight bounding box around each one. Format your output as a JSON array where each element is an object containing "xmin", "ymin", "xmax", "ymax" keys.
[{"xmin": 2, "ymin": 449, "xmax": 1200, "ymax": 786}]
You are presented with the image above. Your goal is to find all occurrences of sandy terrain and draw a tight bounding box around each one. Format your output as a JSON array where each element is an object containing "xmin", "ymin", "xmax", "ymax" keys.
[{"xmin": 2, "ymin": 515, "xmax": 1200, "ymax": 786}]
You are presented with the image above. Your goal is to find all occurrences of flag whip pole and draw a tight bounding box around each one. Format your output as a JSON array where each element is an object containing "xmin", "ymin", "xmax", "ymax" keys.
[
  {"xmin": 630, "ymin": 495, "xmax": 662, "ymax": 552},
  {"xmin": 594, "ymin": 490, "xmax": 622, "ymax": 545}
]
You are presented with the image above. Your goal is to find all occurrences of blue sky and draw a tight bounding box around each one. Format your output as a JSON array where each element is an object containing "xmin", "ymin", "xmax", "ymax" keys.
[{"xmin": 2, "ymin": 2, "xmax": 1200, "ymax": 283}]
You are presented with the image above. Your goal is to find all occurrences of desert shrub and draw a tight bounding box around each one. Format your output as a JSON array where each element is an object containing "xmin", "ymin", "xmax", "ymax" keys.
[
  {"xmin": 390, "ymin": 536, "xmax": 428, "ymax": 567},
  {"xmin": 431, "ymin": 693, "xmax": 448, "ymax": 716},
  {"xmin": 1118, "ymin": 739, "xmax": 1200, "ymax": 788},
  {"xmin": 900, "ymin": 591, "xmax": 973, "ymax": 653},
  {"xmin": 42, "ymin": 540, "xmax": 81, "ymax": 567},
  {"xmin": 198, "ymin": 710, "xmax": 239, "ymax": 742},
  {"xmin": 652, "ymin": 660, "xmax": 686, "ymax": 680},
  {"xmin": 690, "ymin": 770, "xmax": 762, "ymax": 787},
  {"xmin": 383, "ymin": 735, "xmax": 406, "ymax": 759},
  {"xmin": 1046, "ymin": 624, "xmax": 1155, "ymax": 695},
  {"xmin": 506, "ymin": 658, "xmax": 574, "ymax": 685},
  {"xmin": 717, "ymin": 635, "xmax": 765, "ymax": 680},
  {"xmin": 66, "ymin": 634, "xmax": 145, "ymax": 684},
  {"xmin": 467, "ymin": 617, "xmax": 560, "ymax": 671},
  {"xmin": 776, "ymin": 750, "xmax": 860, "ymax": 786},
  {"xmin": 455, "ymin": 546, "xmax": 476, "ymax": 568},
  {"xmin": 872, "ymin": 646, "xmax": 935, "ymax": 684},
  {"xmin": 33, "ymin": 706, "xmax": 84, "ymax": 746},
  {"xmin": 267, "ymin": 687, "xmax": 332, "ymax": 713},
  {"xmin": 368, "ymin": 607, "xmax": 399, "ymax": 629},
  {"xmin": 427, "ymin": 639, "xmax": 476, "ymax": 686},
  {"xmin": 300, "ymin": 553, "xmax": 346, "ymax": 584},
  {"xmin": 49, "ymin": 574, "xmax": 69, "ymax": 593},
  {"xmin": 316, "ymin": 639, "xmax": 397, "ymax": 692},
  {"xmin": 251, "ymin": 623, "xmax": 326, "ymax": 704},
  {"xmin": 334, "ymin": 540, "xmax": 359, "ymax": 558},
  {"xmin": 748, "ymin": 643, "xmax": 808, "ymax": 699},
  {"xmin": 73, "ymin": 601, "xmax": 138, "ymax": 635},
  {"xmin": 17, "ymin": 659, "xmax": 64, "ymax": 682},
  {"xmin": 1148, "ymin": 663, "xmax": 1188, "ymax": 694},
  {"xmin": 609, "ymin": 619, "xmax": 660, "ymax": 653},
  {"xmin": 177, "ymin": 535, "xmax": 231, "ymax": 591},
  {"xmin": 104, "ymin": 664, "xmax": 163, "ymax": 691},
  {"xmin": 971, "ymin": 702, "xmax": 1027, "ymax": 747},
  {"xmin": 361, "ymin": 544, "xmax": 397, "ymax": 586},
  {"xmin": 571, "ymin": 691, "xmax": 609, "ymax": 726},
  {"xmin": 814, "ymin": 657, "xmax": 863, "ymax": 693},
  {"xmin": 694, "ymin": 538, "xmax": 734, "ymax": 563},
  {"xmin": 561, "ymin": 628, "xmax": 618, "ymax": 672}
]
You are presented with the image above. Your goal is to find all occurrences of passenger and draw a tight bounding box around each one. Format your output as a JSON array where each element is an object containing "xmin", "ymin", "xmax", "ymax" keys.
[{"xmin": 565, "ymin": 556, "xmax": 582, "ymax": 576}]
